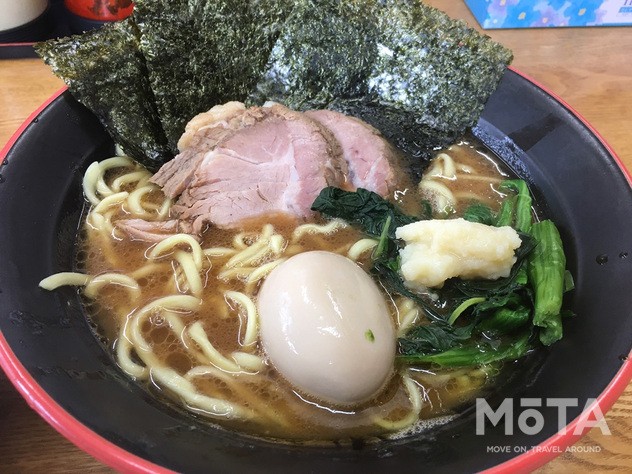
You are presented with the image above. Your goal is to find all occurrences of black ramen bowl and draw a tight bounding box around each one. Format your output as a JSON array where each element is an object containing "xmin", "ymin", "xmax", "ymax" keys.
[{"xmin": 1, "ymin": 69, "xmax": 631, "ymax": 473}]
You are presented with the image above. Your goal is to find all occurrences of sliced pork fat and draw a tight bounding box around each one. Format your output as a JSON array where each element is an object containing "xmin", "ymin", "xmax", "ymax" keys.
[{"xmin": 177, "ymin": 101, "xmax": 246, "ymax": 151}]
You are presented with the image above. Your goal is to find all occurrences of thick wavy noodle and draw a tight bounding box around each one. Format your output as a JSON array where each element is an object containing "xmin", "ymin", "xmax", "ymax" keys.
[{"xmin": 41, "ymin": 135, "xmax": 513, "ymax": 443}]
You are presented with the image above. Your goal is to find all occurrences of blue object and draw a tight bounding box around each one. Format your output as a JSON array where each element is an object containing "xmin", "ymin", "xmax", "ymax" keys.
[{"xmin": 464, "ymin": 0, "xmax": 632, "ymax": 28}]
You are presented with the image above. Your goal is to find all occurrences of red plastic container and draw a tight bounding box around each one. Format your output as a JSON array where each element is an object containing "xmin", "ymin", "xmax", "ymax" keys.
[{"xmin": 63, "ymin": 0, "xmax": 133, "ymax": 22}]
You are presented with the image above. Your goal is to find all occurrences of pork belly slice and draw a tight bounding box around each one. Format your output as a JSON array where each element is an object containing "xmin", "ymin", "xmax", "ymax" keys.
[
  {"xmin": 116, "ymin": 218, "xmax": 196, "ymax": 243},
  {"xmin": 305, "ymin": 109, "xmax": 399, "ymax": 196},
  {"xmin": 170, "ymin": 104, "xmax": 348, "ymax": 231}
]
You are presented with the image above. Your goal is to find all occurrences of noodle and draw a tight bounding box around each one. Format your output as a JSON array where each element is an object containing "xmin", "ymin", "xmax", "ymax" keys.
[
  {"xmin": 396, "ymin": 298, "xmax": 420, "ymax": 337},
  {"xmin": 244, "ymin": 258, "xmax": 286, "ymax": 293},
  {"xmin": 148, "ymin": 234, "xmax": 204, "ymax": 270},
  {"xmin": 39, "ymin": 272, "xmax": 91, "ymax": 290},
  {"xmin": 111, "ymin": 170, "xmax": 151, "ymax": 192},
  {"xmin": 188, "ymin": 321, "xmax": 244, "ymax": 373},
  {"xmin": 116, "ymin": 328, "xmax": 149, "ymax": 379},
  {"xmin": 224, "ymin": 291, "xmax": 258, "ymax": 348},
  {"xmin": 419, "ymin": 150, "xmax": 508, "ymax": 215},
  {"xmin": 127, "ymin": 185, "xmax": 161, "ymax": 218},
  {"xmin": 129, "ymin": 263, "xmax": 172, "ymax": 280},
  {"xmin": 92, "ymin": 191, "xmax": 129, "ymax": 214},
  {"xmin": 84, "ymin": 273, "xmax": 141, "ymax": 300},
  {"xmin": 230, "ymin": 351, "xmax": 265, "ymax": 371},
  {"xmin": 224, "ymin": 238, "xmax": 271, "ymax": 268},
  {"xmin": 173, "ymin": 250, "xmax": 204, "ymax": 296},
  {"xmin": 372, "ymin": 372, "xmax": 423, "ymax": 430},
  {"xmin": 82, "ymin": 162, "xmax": 103, "ymax": 205},
  {"xmin": 347, "ymin": 238, "xmax": 378, "ymax": 261},
  {"xmin": 150, "ymin": 366, "xmax": 251, "ymax": 419},
  {"xmin": 204, "ymin": 247, "xmax": 238, "ymax": 258},
  {"xmin": 291, "ymin": 219, "xmax": 347, "ymax": 241}
]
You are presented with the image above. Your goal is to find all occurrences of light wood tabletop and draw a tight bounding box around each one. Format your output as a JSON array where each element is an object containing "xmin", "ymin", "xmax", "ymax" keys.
[{"xmin": 1, "ymin": 1, "xmax": 631, "ymax": 472}]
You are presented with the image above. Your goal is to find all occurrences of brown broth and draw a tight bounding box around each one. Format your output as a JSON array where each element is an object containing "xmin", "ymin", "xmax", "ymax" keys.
[{"xmin": 80, "ymin": 135, "xmax": 512, "ymax": 443}]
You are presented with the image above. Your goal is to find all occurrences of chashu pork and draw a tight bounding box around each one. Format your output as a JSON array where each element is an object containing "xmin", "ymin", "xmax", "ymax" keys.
[
  {"xmin": 305, "ymin": 109, "xmax": 399, "ymax": 196},
  {"xmin": 137, "ymin": 102, "xmax": 403, "ymax": 234},
  {"xmin": 159, "ymin": 103, "xmax": 349, "ymax": 231}
]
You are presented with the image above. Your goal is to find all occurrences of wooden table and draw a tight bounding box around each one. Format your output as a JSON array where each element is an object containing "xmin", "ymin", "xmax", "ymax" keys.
[{"xmin": 1, "ymin": 1, "xmax": 631, "ymax": 472}]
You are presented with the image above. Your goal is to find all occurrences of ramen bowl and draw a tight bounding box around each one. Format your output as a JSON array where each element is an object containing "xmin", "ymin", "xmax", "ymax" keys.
[{"xmin": 1, "ymin": 69, "xmax": 631, "ymax": 473}]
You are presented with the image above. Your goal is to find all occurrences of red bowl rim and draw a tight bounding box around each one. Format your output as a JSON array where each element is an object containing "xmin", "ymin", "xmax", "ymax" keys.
[{"xmin": 1, "ymin": 70, "xmax": 631, "ymax": 473}]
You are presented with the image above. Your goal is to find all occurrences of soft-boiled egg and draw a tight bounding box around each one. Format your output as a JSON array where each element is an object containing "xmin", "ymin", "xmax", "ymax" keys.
[{"xmin": 257, "ymin": 251, "xmax": 395, "ymax": 406}]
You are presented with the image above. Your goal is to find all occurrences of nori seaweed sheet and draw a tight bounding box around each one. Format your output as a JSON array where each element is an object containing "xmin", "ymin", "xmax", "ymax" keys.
[
  {"xmin": 252, "ymin": 0, "xmax": 512, "ymax": 135},
  {"xmin": 35, "ymin": 19, "xmax": 171, "ymax": 169},
  {"xmin": 249, "ymin": 0, "xmax": 379, "ymax": 107},
  {"xmin": 36, "ymin": 0, "xmax": 512, "ymax": 173},
  {"xmin": 370, "ymin": 0, "xmax": 513, "ymax": 133},
  {"xmin": 133, "ymin": 0, "xmax": 292, "ymax": 151}
]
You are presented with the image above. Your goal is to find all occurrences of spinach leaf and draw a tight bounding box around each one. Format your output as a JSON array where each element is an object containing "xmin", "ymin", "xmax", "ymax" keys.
[
  {"xmin": 398, "ymin": 331, "xmax": 534, "ymax": 367},
  {"xmin": 398, "ymin": 321, "xmax": 474, "ymax": 356},
  {"xmin": 528, "ymin": 220, "xmax": 566, "ymax": 345},
  {"xmin": 372, "ymin": 215, "xmax": 392, "ymax": 260},
  {"xmin": 495, "ymin": 197, "xmax": 515, "ymax": 226},
  {"xmin": 311, "ymin": 187, "xmax": 417, "ymax": 238},
  {"xmin": 371, "ymin": 259, "xmax": 445, "ymax": 323},
  {"xmin": 477, "ymin": 305, "xmax": 531, "ymax": 334},
  {"xmin": 463, "ymin": 202, "xmax": 496, "ymax": 225},
  {"xmin": 499, "ymin": 179, "xmax": 533, "ymax": 233}
]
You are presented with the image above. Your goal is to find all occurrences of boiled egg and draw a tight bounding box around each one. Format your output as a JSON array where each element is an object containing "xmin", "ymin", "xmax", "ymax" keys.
[{"xmin": 257, "ymin": 251, "xmax": 395, "ymax": 406}]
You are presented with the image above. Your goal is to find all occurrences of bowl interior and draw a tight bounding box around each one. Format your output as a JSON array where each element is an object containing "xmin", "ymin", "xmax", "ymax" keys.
[{"xmin": 1, "ymin": 69, "xmax": 631, "ymax": 473}]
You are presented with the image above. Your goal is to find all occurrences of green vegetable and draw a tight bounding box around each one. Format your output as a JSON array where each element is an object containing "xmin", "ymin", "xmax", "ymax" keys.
[
  {"xmin": 448, "ymin": 297, "xmax": 486, "ymax": 325},
  {"xmin": 478, "ymin": 305, "xmax": 531, "ymax": 334},
  {"xmin": 499, "ymin": 180, "xmax": 533, "ymax": 233},
  {"xmin": 528, "ymin": 220, "xmax": 566, "ymax": 345},
  {"xmin": 564, "ymin": 270, "xmax": 575, "ymax": 292},
  {"xmin": 398, "ymin": 331, "xmax": 533, "ymax": 367},
  {"xmin": 311, "ymin": 180, "xmax": 570, "ymax": 369},
  {"xmin": 463, "ymin": 202, "xmax": 496, "ymax": 225},
  {"xmin": 311, "ymin": 187, "xmax": 417, "ymax": 239},
  {"xmin": 373, "ymin": 215, "xmax": 392, "ymax": 261},
  {"xmin": 398, "ymin": 321, "xmax": 474, "ymax": 357},
  {"xmin": 495, "ymin": 197, "xmax": 515, "ymax": 227}
]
